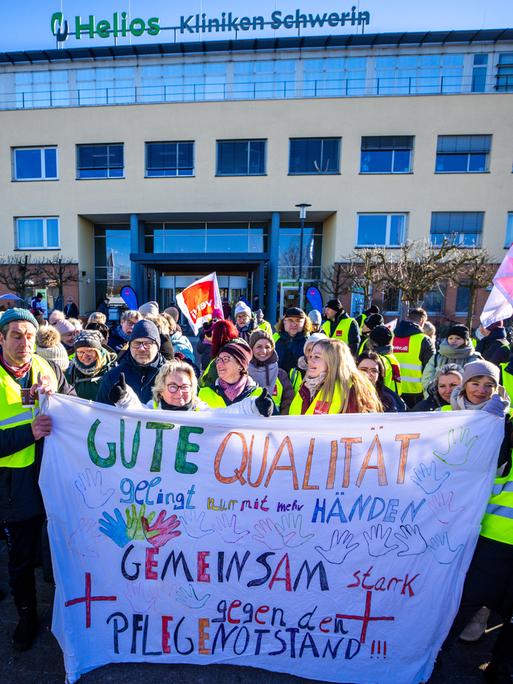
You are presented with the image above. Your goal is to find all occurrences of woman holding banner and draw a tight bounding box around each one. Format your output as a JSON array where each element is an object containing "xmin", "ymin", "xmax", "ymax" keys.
[{"xmin": 288, "ymin": 338, "xmax": 382, "ymax": 415}]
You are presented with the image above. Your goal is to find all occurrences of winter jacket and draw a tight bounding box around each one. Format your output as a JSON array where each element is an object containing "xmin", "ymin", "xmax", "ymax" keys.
[
  {"xmin": 66, "ymin": 353, "xmax": 117, "ymax": 401},
  {"xmin": 248, "ymin": 351, "xmax": 295, "ymax": 415},
  {"xmin": 421, "ymin": 340, "xmax": 482, "ymax": 393},
  {"xmin": 107, "ymin": 325, "xmax": 130, "ymax": 353},
  {"xmin": 411, "ymin": 389, "xmax": 446, "ymax": 412},
  {"xmin": 96, "ymin": 351, "xmax": 167, "ymax": 406},
  {"xmin": 476, "ymin": 329, "xmax": 510, "ymax": 367},
  {"xmin": 380, "ymin": 386, "xmax": 407, "ymax": 413},
  {"xmin": 275, "ymin": 331, "xmax": 309, "ymax": 375}
]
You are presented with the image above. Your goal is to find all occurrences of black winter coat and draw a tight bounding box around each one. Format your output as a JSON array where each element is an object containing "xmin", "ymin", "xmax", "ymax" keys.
[
  {"xmin": 96, "ymin": 351, "xmax": 166, "ymax": 406},
  {"xmin": 275, "ymin": 332, "xmax": 309, "ymax": 375}
]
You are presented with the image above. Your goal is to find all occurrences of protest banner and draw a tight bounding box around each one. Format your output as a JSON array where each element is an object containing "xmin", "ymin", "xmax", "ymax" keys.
[
  {"xmin": 176, "ymin": 272, "xmax": 223, "ymax": 334},
  {"xmin": 40, "ymin": 395, "xmax": 502, "ymax": 683}
]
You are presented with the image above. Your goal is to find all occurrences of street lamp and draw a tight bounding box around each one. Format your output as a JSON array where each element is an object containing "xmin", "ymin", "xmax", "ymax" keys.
[{"xmin": 295, "ymin": 202, "xmax": 311, "ymax": 308}]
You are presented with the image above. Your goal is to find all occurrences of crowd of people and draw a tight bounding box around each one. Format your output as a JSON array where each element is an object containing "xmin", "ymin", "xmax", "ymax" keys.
[{"xmin": 0, "ymin": 295, "xmax": 512, "ymax": 682}]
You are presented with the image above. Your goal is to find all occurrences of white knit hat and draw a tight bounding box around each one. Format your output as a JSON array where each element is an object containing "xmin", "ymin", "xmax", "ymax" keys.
[{"xmin": 234, "ymin": 301, "xmax": 251, "ymax": 317}]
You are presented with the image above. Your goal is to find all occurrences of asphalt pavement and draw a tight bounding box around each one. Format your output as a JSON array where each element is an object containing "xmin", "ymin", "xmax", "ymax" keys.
[{"xmin": 0, "ymin": 539, "xmax": 499, "ymax": 684}]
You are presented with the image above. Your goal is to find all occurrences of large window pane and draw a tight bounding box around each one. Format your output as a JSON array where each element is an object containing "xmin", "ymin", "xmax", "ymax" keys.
[
  {"xmin": 16, "ymin": 217, "xmax": 59, "ymax": 248},
  {"xmin": 14, "ymin": 149, "xmax": 41, "ymax": 179},
  {"xmin": 357, "ymin": 215, "xmax": 387, "ymax": 245},
  {"xmin": 289, "ymin": 138, "xmax": 340, "ymax": 174},
  {"xmin": 77, "ymin": 144, "xmax": 124, "ymax": 179},
  {"xmin": 217, "ymin": 140, "xmax": 265, "ymax": 175},
  {"xmin": 146, "ymin": 142, "xmax": 194, "ymax": 176}
]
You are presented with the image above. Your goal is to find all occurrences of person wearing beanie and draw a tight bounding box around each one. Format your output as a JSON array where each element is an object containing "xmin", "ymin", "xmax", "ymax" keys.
[
  {"xmin": 476, "ymin": 321, "xmax": 510, "ymax": 367},
  {"xmin": 393, "ymin": 308, "xmax": 435, "ymax": 409},
  {"xmin": 421, "ymin": 323, "xmax": 482, "ymax": 395},
  {"xmin": 308, "ymin": 310, "xmax": 323, "ymax": 333},
  {"xmin": 358, "ymin": 312, "xmax": 385, "ymax": 354},
  {"xmin": 96, "ymin": 319, "xmax": 166, "ymax": 406},
  {"xmin": 138, "ymin": 301, "xmax": 159, "ymax": 317},
  {"xmin": 274, "ymin": 307, "xmax": 312, "ymax": 376},
  {"xmin": 233, "ymin": 300, "xmax": 257, "ymax": 342},
  {"xmin": 321, "ymin": 298, "xmax": 360, "ymax": 356},
  {"xmin": 247, "ymin": 330, "xmax": 294, "ymax": 414},
  {"xmin": 66, "ymin": 330, "xmax": 117, "ymax": 401},
  {"xmin": 368, "ymin": 325, "xmax": 402, "ymax": 396},
  {"xmin": 198, "ymin": 319, "xmax": 239, "ymax": 386},
  {"xmin": 0, "ymin": 308, "xmax": 73, "ymax": 651},
  {"xmin": 53, "ymin": 318, "xmax": 77, "ymax": 354},
  {"xmin": 440, "ymin": 358, "xmax": 513, "ymax": 655},
  {"xmin": 411, "ymin": 363, "xmax": 463, "ymax": 412},
  {"xmin": 199, "ymin": 339, "xmax": 274, "ymax": 416},
  {"xmin": 48, "ymin": 309, "xmax": 65, "ymax": 326},
  {"xmin": 35, "ymin": 326, "xmax": 70, "ymax": 372},
  {"xmin": 356, "ymin": 304, "xmax": 380, "ymax": 329}
]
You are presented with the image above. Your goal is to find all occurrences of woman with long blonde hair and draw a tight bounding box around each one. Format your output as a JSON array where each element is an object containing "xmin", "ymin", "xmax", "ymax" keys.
[{"xmin": 288, "ymin": 338, "xmax": 382, "ymax": 415}]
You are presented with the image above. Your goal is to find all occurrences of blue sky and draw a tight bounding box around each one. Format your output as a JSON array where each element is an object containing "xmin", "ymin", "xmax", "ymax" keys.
[{"xmin": 0, "ymin": 0, "xmax": 511, "ymax": 51}]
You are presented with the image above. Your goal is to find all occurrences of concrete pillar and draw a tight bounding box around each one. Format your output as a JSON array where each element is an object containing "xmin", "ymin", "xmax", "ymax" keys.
[
  {"xmin": 130, "ymin": 214, "xmax": 145, "ymax": 305},
  {"xmin": 266, "ymin": 212, "xmax": 280, "ymax": 324}
]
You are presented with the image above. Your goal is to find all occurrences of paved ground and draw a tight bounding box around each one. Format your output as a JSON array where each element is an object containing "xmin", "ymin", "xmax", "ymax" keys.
[{"xmin": 0, "ymin": 540, "xmax": 500, "ymax": 684}]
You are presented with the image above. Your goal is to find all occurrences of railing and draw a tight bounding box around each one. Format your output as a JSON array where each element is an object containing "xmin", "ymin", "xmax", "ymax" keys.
[{"xmin": 1, "ymin": 75, "xmax": 510, "ymax": 111}]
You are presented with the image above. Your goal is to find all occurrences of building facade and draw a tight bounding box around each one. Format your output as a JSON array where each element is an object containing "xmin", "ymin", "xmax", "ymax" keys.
[{"xmin": 0, "ymin": 29, "xmax": 512, "ymax": 322}]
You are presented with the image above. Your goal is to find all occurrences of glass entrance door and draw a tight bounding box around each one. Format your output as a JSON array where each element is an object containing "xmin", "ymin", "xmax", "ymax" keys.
[{"xmin": 279, "ymin": 284, "xmax": 300, "ymax": 318}]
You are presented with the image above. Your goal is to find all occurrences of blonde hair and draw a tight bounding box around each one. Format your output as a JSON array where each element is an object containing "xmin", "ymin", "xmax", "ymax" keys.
[
  {"xmin": 311, "ymin": 339, "xmax": 383, "ymax": 413},
  {"xmin": 152, "ymin": 360, "xmax": 198, "ymax": 403},
  {"xmin": 121, "ymin": 309, "xmax": 142, "ymax": 324},
  {"xmin": 88, "ymin": 312, "xmax": 107, "ymax": 325},
  {"xmin": 162, "ymin": 312, "xmax": 177, "ymax": 334}
]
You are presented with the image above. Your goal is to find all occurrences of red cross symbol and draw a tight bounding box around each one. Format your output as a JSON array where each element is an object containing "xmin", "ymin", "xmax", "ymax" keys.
[
  {"xmin": 336, "ymin": 590, "xmax": 395, "ymax": 644},
  {"xmin": 65, "ymin": 572, "xmax": 117, "ymax": 628}
]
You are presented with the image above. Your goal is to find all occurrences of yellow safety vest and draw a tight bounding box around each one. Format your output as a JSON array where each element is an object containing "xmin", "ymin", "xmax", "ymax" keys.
[
  {"xmin": 198, "ymin": 384, "xmax": 264, "ymax": 409},
  {"xmin": 272, "ymin": 332, "xmax": 280, "ymax": 343},
  {"xmin": 199, "ymin": 359, "xmax": 214, "ymax": 388},
  {"xmin": 271, "ymin": 377, "xmax": 284, "ymax": 410},
  {"xmin": 321, "ymin": 317, "xmax": 355, "ymax": 343},
  {"xmin": 380, "ymin": 352, "xmax": 402, "ymax": 395},
  {"xmin": 441, "ymin": 404, "xmax": 513, "ymax": 545},
  {"xmin": 358, "ymin": 337, "xmax": 369, "ymax": 356},
  {"xmin": 289, "ymin": 367, "xmax": 303, "ymax": 393},
  {"xmin": 500, "ymin": 363, "xmax": 513, "ymax": 405},
  {"xmin": 0, "ymin": 355, "xmax": 57, "ymax": 469},
  {"xmin": 393, "ymin": 333, "xmax": 426, "ymax": 397},
  {"xmin": 258, "ymin": 320, "xmax": 273, "ymax": 336},
  {"xmin": 289, "ymin": 382, "xmax": 345, "ymax": 415}
]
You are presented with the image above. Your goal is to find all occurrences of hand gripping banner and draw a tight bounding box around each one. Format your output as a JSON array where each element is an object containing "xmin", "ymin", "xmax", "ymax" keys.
[{"xmin": 40, "ymin": 395, "xmax": 502, "ymax": 683}]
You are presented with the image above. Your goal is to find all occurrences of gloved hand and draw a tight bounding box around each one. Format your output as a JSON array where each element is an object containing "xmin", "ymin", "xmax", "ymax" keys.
[
  {"xmin": 483, "ymin": 393, "xmax": 509, "ymax": 418},
  {"xmin": 109, "ymin": 373, "xmax": 128, "ymax": 404},
  {"xmin": 255, "ymin": 389, "xmax": 274, "ymax": 417}
]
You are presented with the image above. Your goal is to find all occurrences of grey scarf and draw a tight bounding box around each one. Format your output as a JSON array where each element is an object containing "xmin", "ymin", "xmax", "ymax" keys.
[{"xmin": 248, "ymin": 351, "xmax": 279, "ymax": 393}]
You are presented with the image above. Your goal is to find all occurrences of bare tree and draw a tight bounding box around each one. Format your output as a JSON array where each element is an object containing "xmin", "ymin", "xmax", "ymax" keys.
[
  {"xmin": 452, "ymin": 248, "xmax": 497, "ymax": 329},
  {"xmin": 0, "ymin": 255, "xmax": 39, "ymax": 302},
  {"xmin": 320, "ymin": 248, "xmax": 385, "ymax": 307},
  {"xmin": 375, "ymin": 239, "xmax": 475, "ymax": 318},
  {"xmin": 34, "ymin": 256, "xmax": 79, "ymax": 303}
]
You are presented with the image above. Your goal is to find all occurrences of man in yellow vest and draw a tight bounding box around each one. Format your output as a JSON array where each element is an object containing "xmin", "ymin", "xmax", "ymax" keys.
[
  {"xmin": 0, "ymin": 308, "xmax": 73, "ymax": 651},
  {"xmin": 321, "ymin": 298, "xmax": 360, "ymax": 356},
  {"xmin": 392, "ymin": 307, "xmax": 434, "ymax": 408}
]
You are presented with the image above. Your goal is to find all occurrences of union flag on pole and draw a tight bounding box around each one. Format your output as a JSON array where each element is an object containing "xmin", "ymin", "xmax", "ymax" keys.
[
  {"xmin": 176, "ymin": 272, "xmax": 223, "ymax": 334},
  {"xmin": 480, "ymin": 245, "xmax": 513, "ymax": 328}
]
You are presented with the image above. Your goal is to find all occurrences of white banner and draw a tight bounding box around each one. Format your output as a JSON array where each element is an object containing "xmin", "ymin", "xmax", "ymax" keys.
[{"xmin": 40, "ymin": 395, "xmax": 502, "ymax": 683}]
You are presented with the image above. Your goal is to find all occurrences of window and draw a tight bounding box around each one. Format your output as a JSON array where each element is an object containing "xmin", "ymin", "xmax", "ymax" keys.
[
  {"xmin": 289, "ymin": 138, "xmax": 340, "ymax": 174},
  {"xmin": 424, "ymin": 287, "xmax": 445, "ymax": 315},
  {"xmin": 435, "ymin": 135, "xmax": 491, "ymax": 173},
  {"xmin": 216, "ymin": 140, "xmax": 266, "ymax": 176},
  {"xmin": 16, "ymin": 217, "xmax": 59, "ymax": 249},
  {"xmin": 146, "ymin": 142, "xmax": 194, "ymax": 177},
  {"xmin": 430, "ymin": 212, "xmax": 484, "ymax": 247},
  {"xmin": 496, "ymin": 53, "xmax": 513, "ymax": 92},
  {"xmin": 382, "ymin": 287, "xmax": 401, "ymax": 314},
  {"xmin": 472, "ymin": 54, "xmax": 488, "ymax": 93},
  {"xmin": 76, "ymin": 144, "xmax": 124, "ymax": 179},
  {"xmin": 356, "ymin": 214, "xmax": 406, "ymax": 247},
  {"xmin": 505, "ymin": 213, "xmax": 513, "ymax": 247},
  {"xmin": 456, "ymin": 284, "xmax": 471, "ymax": 314},
  {"xmin": 13, "ymin": 147, "xmax": 57, "ymax": 181},
  {"xmin": 360, "ymin": 136, "xmax": 413, "ymax": 173}
]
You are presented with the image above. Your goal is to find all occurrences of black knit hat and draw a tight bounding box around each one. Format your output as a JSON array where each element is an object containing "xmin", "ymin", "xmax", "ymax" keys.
[
  {"xmin": 130, "ymin": 319, "xmax": 161, "ymax": 348},
  {"xmin": 283, "ymin": 307, "xmax": 306, "ymax": 319},
  {"xmin": 370, "ymin": 325, "xmax": 393, "ymax": 346},
  {"xmin": 326, "ymin": 299, "xmax": 343, "ymax": 313},
  {"xmin": 447, "ymin": 324, "xmax": 469, "ymax": 341},
  {"xmin": 365, "ymin": 313, "xmax": 384, "ymax": 330}
]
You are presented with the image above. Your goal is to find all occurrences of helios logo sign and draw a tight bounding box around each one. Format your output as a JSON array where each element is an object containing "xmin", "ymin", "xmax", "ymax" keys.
[{"xmin": 50, "ymin": 11, "xmax": 160, "ymax": 41}]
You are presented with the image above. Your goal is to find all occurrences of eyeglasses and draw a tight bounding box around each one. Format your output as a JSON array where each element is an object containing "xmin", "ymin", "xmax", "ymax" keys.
[
  {"xmin": 130, "ymin": 340, "xmax": 156, "ymax": 350},
  {"xmin": 166, "ymin": 383, "xmax": 192, "ymax": 394},
  {"xmin": 215, "ymin": 355, "xmax": 234, "ymax": 365}
]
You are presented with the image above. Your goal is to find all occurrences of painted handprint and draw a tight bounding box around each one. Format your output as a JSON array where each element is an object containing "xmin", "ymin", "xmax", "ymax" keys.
[
  {"xmin": 98, "ymin": 508, "xmax": 131, "ymax": 548},
  {"xmin": 126, "ymin": 504, "xmax": 155, "ymax": 541},
  {"xmin": 142, "ymin": 510, "xmax": 181, "ymax": 548},
  {"xmin": 176, "ymin": 584, "xmax": 211, "ymax": 609},
  {"xmin": 74, "ymin": 468, "xmax": 114, "ymax": 508},
  {"xmin": 315, "ymin": 530, "xmax": 359, "ymax": 565},
  {"xmin": 276, "ymin": 514, "xmax": 314, "ymax": 548},
  {"xmin": 428, "ymin": 491, "xmax": 464, "ymax": 524},
  {"xmin": 428, "ymin": 532, "xmax": 464, "ymax": 564},
  {"xmin": 179, "ymin": 511, "xmax": 215, "ymax": 539},
  {"xmin": 394, "ymin": 524, "xmax": 427, "ymax": 557},
  {"xmin": 124, "ymin": 581, "xmax": 160, "ymax": 613},
  {"xmin": 216, "ymin": 514, "xmax": 249, "ymax": 543},
  {"xmin": 433, "ymin": 427, "xmax": 479, "ymax": 466},
  {"xmin": 411, "ymin": 461, "xmax": 450, "ymax": 494},
  {"xmin": 253, "ymin": 518, "xmax": 289, "ymax": 550},
  {"xmin": 363, "ymin": 524, "xmax": 398, "ymax": 557},
  {"xmin": 68, "ymin": 518, "xmax": 104, "ymax": 558}
]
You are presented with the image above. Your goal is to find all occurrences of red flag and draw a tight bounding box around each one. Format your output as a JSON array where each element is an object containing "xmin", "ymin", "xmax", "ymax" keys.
[{"xmin": 176, "ymin": 273, "xmax": 223, "ymax": 334}]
